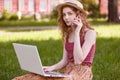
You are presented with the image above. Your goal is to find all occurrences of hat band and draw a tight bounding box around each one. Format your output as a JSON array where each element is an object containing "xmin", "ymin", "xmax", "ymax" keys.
[{"xmin": 66, "ymin": 2, "xmax": 77, "ymax": 6}]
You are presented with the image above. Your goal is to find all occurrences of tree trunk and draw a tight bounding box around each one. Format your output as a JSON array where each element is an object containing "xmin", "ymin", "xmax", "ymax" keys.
[{"xmin": 108, "ymin": 0, "xmax": 120, "ymax": 23}]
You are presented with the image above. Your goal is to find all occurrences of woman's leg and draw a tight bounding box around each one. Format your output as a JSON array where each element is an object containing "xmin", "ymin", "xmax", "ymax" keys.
[
  {"xmin": 12, "ymin": 73, "xmax": 47, "ymax": 80},
  {"xmin": 64, "ymin": 62, "xmax": 93, "ymax": 80}
]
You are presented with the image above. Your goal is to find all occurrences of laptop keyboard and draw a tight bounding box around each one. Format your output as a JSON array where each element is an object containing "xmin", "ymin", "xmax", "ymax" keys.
[
  {"xmin": 45, "ymin": 71, "xmax": 63, "ymax": 75},
  {"xmin": 45, "ymin": 71, "xmax": 70, "ymax": 77}
]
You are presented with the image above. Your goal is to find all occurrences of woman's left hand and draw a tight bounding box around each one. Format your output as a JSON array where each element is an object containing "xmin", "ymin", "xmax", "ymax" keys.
[{"xmin": 72, "ymin": 16, "xmax": 83, "ymax": 33}]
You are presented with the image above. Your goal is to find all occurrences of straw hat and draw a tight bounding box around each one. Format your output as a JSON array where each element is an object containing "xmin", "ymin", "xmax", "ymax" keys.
[{"xmin": 56, "ymin": 0, "xmax": 86, "ymax": 15}]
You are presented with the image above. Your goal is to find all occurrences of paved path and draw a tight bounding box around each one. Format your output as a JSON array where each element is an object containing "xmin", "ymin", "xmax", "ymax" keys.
[{"xmin": 0, "ymin": 26, "xmax": 58, "ymax": 31}]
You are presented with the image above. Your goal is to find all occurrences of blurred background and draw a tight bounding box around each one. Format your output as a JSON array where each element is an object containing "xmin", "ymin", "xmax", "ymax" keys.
[{"xmin": 0, "ymin": 0, "xmax": 120, "ymax": 22}]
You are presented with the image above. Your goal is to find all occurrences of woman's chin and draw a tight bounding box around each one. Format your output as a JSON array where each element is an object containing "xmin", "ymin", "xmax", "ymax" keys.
[{"xmin": 66, "ymin": 23, "xmax": 71, "ymax": 26}]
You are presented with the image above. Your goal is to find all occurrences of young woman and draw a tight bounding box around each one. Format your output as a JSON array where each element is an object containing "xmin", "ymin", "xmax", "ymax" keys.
[{"xmin": 12, "ymin": 0, "xmax": 96, "ymax": 80}]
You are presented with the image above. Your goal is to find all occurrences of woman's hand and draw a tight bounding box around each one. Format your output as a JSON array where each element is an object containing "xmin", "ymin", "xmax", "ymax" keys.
[
  {"xmin": 72, "ymin": 15, "xmax": 83, "ymax": 33},
  {"xmin": 43, "ymin": 66, "xmax": 54, "ymax": 72}
]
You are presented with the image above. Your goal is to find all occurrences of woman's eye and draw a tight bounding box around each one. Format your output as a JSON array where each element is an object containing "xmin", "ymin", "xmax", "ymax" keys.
[{"xmin": 68, "ymin": 12, "xmax": 72, "ymax": 15}]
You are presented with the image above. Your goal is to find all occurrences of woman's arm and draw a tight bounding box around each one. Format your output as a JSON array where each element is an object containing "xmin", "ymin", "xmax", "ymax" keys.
[
  {"xmin": 44, "ymin": 45, "xmax": 68, "ymax": 72},
  {"xmin": 73, "ymin": 29, "xmax": 96, "ymax": 64}
]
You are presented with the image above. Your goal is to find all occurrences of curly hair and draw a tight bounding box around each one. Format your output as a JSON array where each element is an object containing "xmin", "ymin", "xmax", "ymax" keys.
[{"xmin": 57, "ymin": 5, "xmax": 93, "ymax": 43}]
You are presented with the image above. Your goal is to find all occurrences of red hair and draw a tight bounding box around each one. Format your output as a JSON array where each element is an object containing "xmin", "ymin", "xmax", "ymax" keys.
[{"xmin": 57, "ymin": 5, "xmax": 93, "ymax": 43}]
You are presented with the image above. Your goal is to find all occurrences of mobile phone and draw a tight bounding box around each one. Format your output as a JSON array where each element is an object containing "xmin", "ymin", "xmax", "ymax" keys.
[
  {"xmin": 72, "ymin": 23, "xmax": 77, "ymax": 28},
  {"xmin": 72, "ymin": 17, "xmax": 78, "ymax": 28}
]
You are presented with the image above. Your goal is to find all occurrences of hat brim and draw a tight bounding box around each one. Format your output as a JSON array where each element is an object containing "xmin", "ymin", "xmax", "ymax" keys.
[{"xmin": 56, "ymin": 3, "xmax": 87, "ymax": 15}]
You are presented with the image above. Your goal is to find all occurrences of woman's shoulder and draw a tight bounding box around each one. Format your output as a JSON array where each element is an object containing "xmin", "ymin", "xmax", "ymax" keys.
[
  {"xmin": 85, "ymin": 29, "xmax": 96, "ymax": 35},
  {"xmin": 84, "ymin": 29, "xmax": 96, "ymax": 42}
]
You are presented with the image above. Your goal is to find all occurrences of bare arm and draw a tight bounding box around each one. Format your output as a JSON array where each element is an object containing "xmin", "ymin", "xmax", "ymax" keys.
[
  {"xmin": 73, "ymin": 29, "xmax": 96, "ymax": 64},
  {"xmin": 44, "ymin": 45, "xmax": 68, "ymax": 72}
]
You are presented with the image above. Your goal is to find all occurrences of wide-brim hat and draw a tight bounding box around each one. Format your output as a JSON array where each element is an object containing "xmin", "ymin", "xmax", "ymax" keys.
[{"xmin": 56, "ymin": 0, "xmax": 86, "ymax": 15}]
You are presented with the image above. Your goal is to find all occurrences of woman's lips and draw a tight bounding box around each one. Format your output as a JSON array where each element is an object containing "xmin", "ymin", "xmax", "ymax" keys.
[{"xmin": 65, "ymin": 21, "xmax": 70, "ymax": 24}]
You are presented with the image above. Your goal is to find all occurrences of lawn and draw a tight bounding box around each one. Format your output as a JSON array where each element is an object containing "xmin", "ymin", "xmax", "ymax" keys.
[
  {"xmin": 0, "ymin": 24, "xmax": 120, "ymax": 80},
  {"xmin": 0, "ymin": 20, "xmax": 57, "ymax": 27},
  {"xmin": 0, "ymin": 18, "xmax": 115, "ymax": 27}
]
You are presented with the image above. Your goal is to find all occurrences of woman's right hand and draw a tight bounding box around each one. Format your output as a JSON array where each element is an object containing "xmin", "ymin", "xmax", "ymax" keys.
[{"xmin": 43, "ymin": 66, "xmax": 54, "ymax": 72}]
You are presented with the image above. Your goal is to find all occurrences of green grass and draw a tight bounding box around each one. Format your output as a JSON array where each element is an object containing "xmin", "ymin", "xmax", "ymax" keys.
[
  {"xmin": 0, "ymin": 18, "xmax": 116, "ymax": 27},
  {"xmin": 0, "ymin": 25, "xmax": 120, "ymax": 80},
  {"xmin": 0, "ymin": 20, "xmax": 57, "ymax": 27},
  {"xmin": 93, "ymin": 25, "xmax": 120, "ymax": 80}
]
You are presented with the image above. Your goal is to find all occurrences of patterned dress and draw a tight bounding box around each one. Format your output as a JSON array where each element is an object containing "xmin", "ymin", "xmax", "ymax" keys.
[{"xmin": 12, "ymin": 35, "xmax": 96, "ymax": 80}]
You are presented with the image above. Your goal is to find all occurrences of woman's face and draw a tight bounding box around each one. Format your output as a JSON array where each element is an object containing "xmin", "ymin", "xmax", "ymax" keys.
[{"xmin": 62, "ymin": 7, "xmax": 77, "ymax": 26}]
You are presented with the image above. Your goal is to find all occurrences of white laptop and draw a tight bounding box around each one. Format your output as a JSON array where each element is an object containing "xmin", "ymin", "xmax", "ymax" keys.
[{"xmin": 13, "ymin": 43, "xmax": 69, "ymax": 77}]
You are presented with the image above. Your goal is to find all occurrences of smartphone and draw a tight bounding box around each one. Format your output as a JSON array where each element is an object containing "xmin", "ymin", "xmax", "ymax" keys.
[
  {"xmin": 72, "ymin": 16, "xmax": 78, "ymax": 28},
  {"xmin": 72, "ymin": 23, "xmax": 77, "ymax": 28},
  {"xmin": 72, "ymin": 15, "xmax": 82, "ymax": 28}
]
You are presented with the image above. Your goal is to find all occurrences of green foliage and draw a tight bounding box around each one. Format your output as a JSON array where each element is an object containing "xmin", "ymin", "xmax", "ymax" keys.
[
  {"xmin": 0, "ymin": 20, "xmax": 57, "ymax": 27},
  {"xmin": 41, "ymin": 14, "xmax": 50, "ymax": 20},
  {"xmin": 0, "ymin": 10, "xmax": 10, "ymax": 20},
  {"xmin": 0, "ymin": 10, "xmax": 18, "ymax": 21},
  {"xmin": 78, "ymin": 0, "xmax": 96, "ymax": 10},
  {"xmin": 21, "ymin": 15, "xmax": 34, "ymax": 21},
  {"xmin": 78, "ymin": 0, "xmax": 100, "ymax": 18},
  {"xmin": 88, "ymin": 3, "xmax": 100, "ymax": 18},
  {"xmin": 49, "ymin": 8, "xmax": 58, "ymax": 20},
  {"xmin": 9, "ymin": 14, "xmax": 18, "ymax": 20}
]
